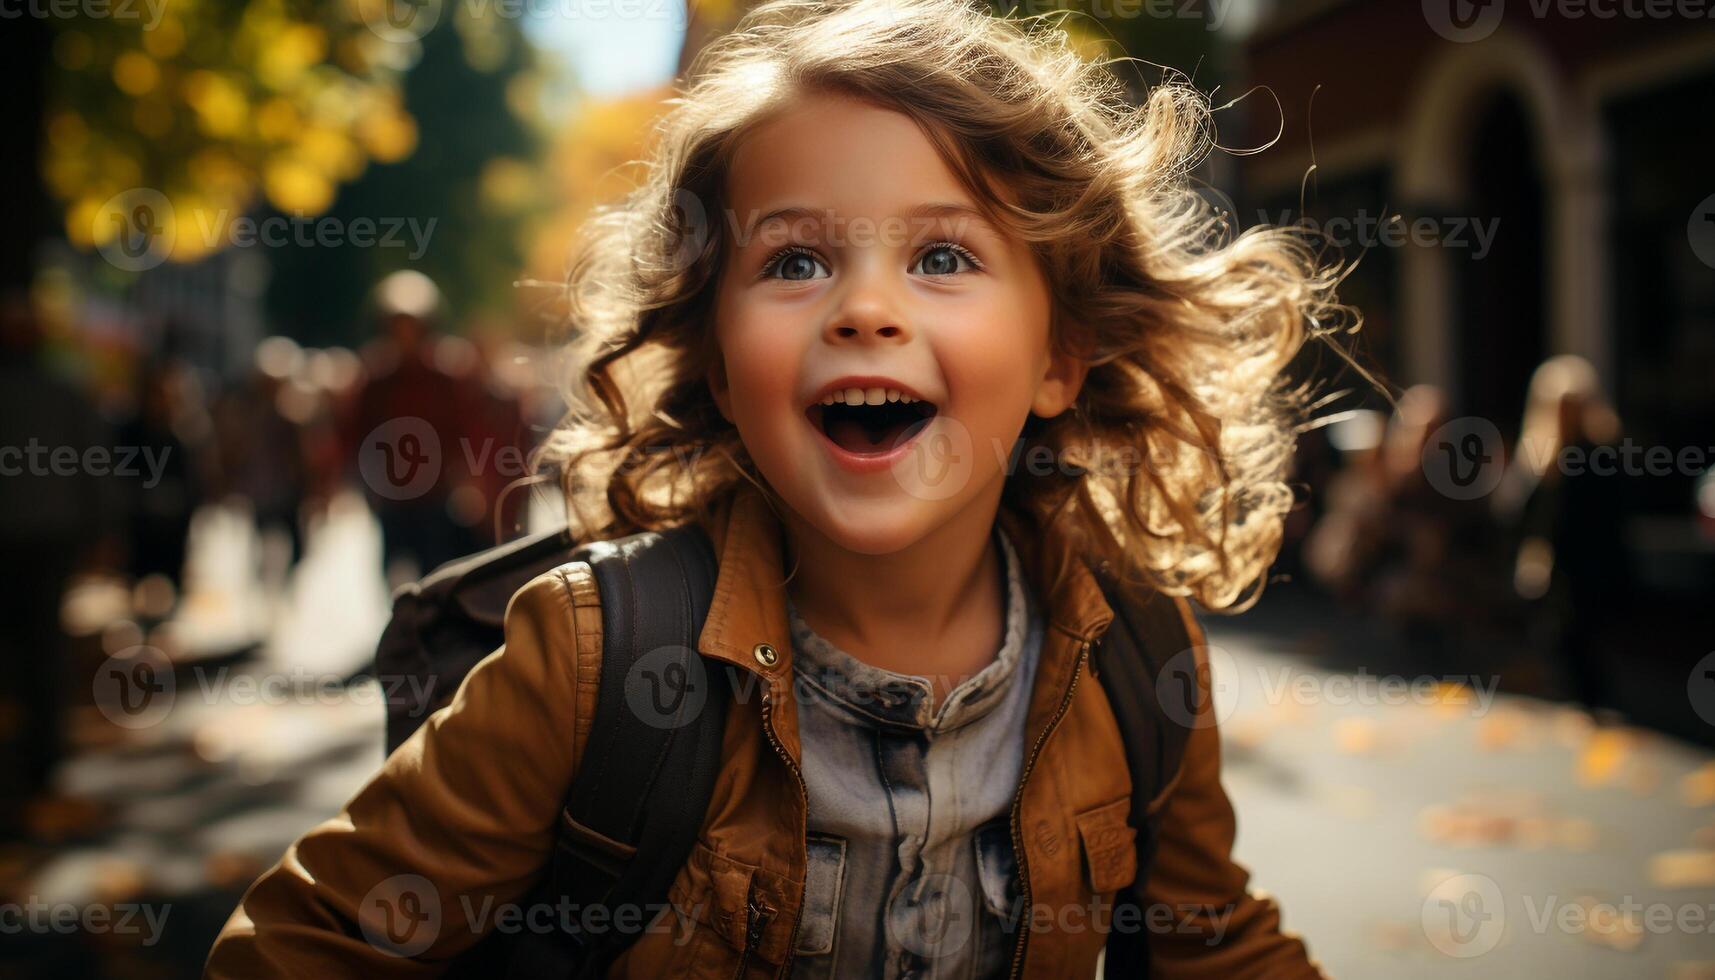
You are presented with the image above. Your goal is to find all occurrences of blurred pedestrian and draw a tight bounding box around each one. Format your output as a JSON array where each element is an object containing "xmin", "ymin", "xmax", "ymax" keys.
[
  {"xmin": 117, "ymin": 354, "xmax": 205, "ymax": 590},
  {"xmin": 1370, "ymin": 386, "xmax": 1513, "ymax": 654},
  {"xmin": 1306, "ymin": 386, "xmax": 1511, "ymax": 660},
  {"xmin": 1302, "ymin": 409, "xmax": 1388, "ymax": 605},
  {"xmin": 209, "ymin": 337, "xmax": 311, "ymax": 568},
  {"xmin": 1496, "ymin": 355, "xmax": 1628, "ymax": 716},
  {"xmin": 346, "ymin": 272, "xmax": 481, "ymax": 582},
  {"xmin": 457, "ymin": 322, "xmax": 529, "ymax": 547}
]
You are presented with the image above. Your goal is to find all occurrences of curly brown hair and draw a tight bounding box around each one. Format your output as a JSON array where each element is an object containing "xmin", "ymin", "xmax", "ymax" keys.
[{"xmin": 539, "ymin": 0, "xmax": 1349, "ymax": 611}]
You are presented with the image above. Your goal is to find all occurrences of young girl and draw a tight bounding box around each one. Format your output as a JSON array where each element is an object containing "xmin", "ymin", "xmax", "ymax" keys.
[{"xmin": 208, "ymin": 0, "xmax": 1337, "ymax": 975}]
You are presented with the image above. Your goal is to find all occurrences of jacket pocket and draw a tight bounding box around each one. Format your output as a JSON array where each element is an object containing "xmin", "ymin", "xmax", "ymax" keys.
[
  {"xmin": 1073, "ymin": 796, "xmax": 1138, "ymax": 895},
  {"xmin": 652, "ymin": 838, "xmax": 796, "ymax": 979},
  {"xmin": 794, "ymin": 834, "xmax": 847, "ymax": 957}
]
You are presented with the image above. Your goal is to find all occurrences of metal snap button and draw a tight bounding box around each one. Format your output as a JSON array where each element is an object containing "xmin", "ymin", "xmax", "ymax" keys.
[{"xmin": 752, "ymin": 642, "xmax": 779, "ymax": 668}]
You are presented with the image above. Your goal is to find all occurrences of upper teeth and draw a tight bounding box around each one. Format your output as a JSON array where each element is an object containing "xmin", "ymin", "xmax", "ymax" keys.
[{"xmin": 821, "ymin": 386, "xmax": 919, "ymax": 406}]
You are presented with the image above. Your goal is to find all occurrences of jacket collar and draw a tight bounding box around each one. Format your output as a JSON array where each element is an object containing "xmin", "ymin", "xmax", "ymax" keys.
[{"xmin": 694, "ymin": 482, "xmax": 1116, "ymax": 679}]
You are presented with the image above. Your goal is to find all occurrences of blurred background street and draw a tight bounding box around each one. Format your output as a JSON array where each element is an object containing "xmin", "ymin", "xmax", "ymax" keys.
[
  {"xmin": 2, "ymin": 0, "xmax": 1713, "ymax": 977},
  {"xmin": 6, "ymin": 503, "xmax": 1714, "ymax": 976}
]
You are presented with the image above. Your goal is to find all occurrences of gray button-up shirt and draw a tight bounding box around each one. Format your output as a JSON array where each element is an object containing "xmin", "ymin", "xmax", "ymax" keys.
[{"xmin": 785, "ymin": 525, "xmax": 1044, "ymax": 979}]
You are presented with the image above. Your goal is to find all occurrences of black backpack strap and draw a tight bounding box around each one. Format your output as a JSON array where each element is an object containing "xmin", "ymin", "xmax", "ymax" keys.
[
  {"xmin": 1087, "ymin": 570, "xmax": 1197, "ymax": 979},
  {"xmin": 378, "ymin": 525, "xmax": 579, "ymax": 754},
  {"xmin": 505, "ymin": 521, "xmax": 730, "ymax": 979}
]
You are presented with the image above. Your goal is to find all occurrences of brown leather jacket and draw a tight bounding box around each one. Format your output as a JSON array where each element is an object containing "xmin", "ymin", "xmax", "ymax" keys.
[{"xmin": 206, "ymin": 484, "xmax": 1325, "ymax": 978}]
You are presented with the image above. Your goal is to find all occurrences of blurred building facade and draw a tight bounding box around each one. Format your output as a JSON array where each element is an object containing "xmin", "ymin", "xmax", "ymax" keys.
[
  {"xmin": 1234, "ymin": 1, "xmax": 1715, "ymax": 736},
  {"xmin": 1238, "ymin": 1, "xmax": 1714, "ymax": 455}
]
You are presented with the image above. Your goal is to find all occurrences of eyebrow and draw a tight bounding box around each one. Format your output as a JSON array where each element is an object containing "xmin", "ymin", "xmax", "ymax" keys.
[{"xmin": 737, "ymin": 201, "xmax": 1001, "ymax": 243}]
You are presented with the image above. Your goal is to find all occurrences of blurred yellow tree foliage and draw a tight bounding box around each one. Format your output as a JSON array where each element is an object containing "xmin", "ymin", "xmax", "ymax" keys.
[
  {"xmin": 527, "ymin": 86, "xmax": 673, "ymax": 284},
  {"xmin": 46, "ymin": 0, "xmax": 423, "ymax": 264}
]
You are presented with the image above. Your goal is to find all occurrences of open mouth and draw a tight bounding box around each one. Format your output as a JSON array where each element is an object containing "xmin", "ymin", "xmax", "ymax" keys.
[{"xmin": 804, "ymin": 390, "xmax": 938, "ymax": 456}]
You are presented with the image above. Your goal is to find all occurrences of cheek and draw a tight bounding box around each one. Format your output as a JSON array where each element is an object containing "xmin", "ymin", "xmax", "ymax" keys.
[
  {"xmin": 714, "ymin": 292, "xmax": 804, "ymax": 433},
  {"xmin": 725, "ymin": 340, "xmax": 798, "ymax": 426},
  {"xmin": 936, "ymin": 289, "xmax": 1050, "ymax": 419}
]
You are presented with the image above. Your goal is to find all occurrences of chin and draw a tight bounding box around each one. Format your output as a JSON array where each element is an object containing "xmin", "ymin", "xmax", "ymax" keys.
[{"xmin": 781, "ymin": 480, "xmax": 948, "ymax": 557}]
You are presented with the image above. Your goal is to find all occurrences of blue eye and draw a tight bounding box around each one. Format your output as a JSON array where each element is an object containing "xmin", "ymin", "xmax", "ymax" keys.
[
  {"xmin": 760, "ymin": 242, "xmax": 985, "ymax": 280},
  {"xmin": 763, "ymin": 247, "xmax": 828, "ymax": 281},
  {"xmin": 913, "ymin": 242, "xmax": 983, "ymax": 276}
]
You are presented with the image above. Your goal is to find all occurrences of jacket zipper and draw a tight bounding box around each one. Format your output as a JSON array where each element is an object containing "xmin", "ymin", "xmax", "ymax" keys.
[
  {"xmin": 734, "ymin": 877, "xmax": 775, "ymax": 979},
  {"xmin": 1005, "ymin": 633, "xmax": 1099, "ymax": 980},
  {"xmin": 757, "ymin": 681, "xmax": 810, "ymax": 978}
]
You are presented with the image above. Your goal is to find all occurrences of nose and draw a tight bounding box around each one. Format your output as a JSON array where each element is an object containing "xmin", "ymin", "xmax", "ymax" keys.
[{"xmin": 823, "ymin": 257, "xmax": 910, "ymax": 345}]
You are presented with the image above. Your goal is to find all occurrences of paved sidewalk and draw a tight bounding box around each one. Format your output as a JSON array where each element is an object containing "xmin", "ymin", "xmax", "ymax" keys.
[{"xmin": 1209, "ymin": 616, "xmax": 1715, "ymax": 979}]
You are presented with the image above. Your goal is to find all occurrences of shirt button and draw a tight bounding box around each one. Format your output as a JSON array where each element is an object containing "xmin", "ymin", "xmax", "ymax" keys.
[{"xmin": 752, "ymin": 642, "xmax": 779, "ymax": 668}]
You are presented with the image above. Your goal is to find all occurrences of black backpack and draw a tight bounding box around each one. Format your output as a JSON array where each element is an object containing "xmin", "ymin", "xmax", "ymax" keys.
[{"xmin": 375, "ymin": 522, "xmax": 1195, "ymax": 978}]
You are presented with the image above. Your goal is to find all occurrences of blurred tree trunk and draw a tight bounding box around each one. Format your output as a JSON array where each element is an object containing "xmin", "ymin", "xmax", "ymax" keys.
[{"xmin": 1, "ymin": 15, "xmax": 47, "ymax": 293}]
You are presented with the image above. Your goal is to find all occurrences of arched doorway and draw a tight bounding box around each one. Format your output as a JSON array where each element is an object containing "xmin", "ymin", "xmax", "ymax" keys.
[
  {"xmin": 1457, "ymin": 93, "xmax": 1547, "ymax": 430},
  {"xmin": 1395, "ymin": 31, "xmax": 1608, "ymax": 427}
]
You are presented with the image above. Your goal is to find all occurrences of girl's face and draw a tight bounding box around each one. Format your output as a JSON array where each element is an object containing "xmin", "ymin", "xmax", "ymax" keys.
[{"xmin": 708, "ymin": 91, "xmax": 1086, "ymax": 555}]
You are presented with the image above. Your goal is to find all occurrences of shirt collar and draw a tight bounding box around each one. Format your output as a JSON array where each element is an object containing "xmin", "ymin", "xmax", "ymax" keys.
[{"xmin": 783, "ymin": 524, "xmax": 1039, "ymax": 734}]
